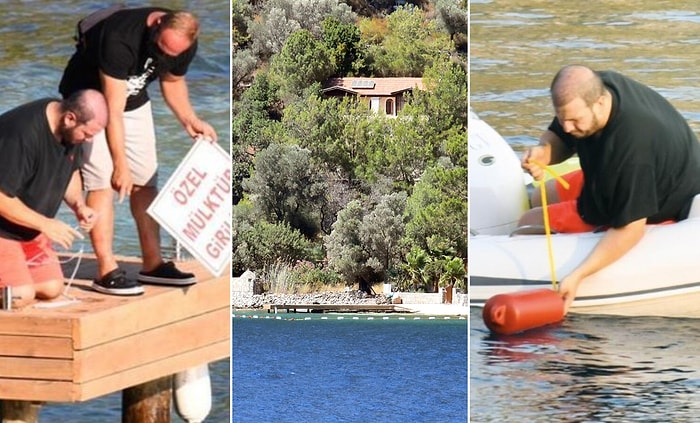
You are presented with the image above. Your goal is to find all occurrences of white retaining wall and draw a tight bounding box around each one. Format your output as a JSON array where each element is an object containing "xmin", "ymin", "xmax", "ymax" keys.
[{"xmin": 394, "ymin": 291, "xmax": 468, "ymax": 306}]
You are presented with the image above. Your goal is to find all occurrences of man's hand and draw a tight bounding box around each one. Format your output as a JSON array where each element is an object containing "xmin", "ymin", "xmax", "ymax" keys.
[
  {"xmin": 558, "ymin": 272, "xmax": 583, "ymax": 315},
  {"xmin": 521, "ymin": 146, "xmax": 548, "ymax": 181},
  {"xmin": 75, "ymin": 204, "xmax": 99, "ymax": 233},
  {"xmin": 185, "ymin": 118, "xmax": 217, "ymax": 142},
  {"xmin": 41, "ymin": 219, "xmax": 84, "ymax": 250},
  {"xmin": 111, "ymin": 162, "xmax": 134, "ymax": 203}
]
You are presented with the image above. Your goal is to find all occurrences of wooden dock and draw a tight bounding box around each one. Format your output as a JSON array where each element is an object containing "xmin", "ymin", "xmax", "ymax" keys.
[
  {"xmin": 263, "ymin": 304, "xmax": 411, "ymax": 313},
  {"xmin": 0, "ymin": 253, "xmax": 230, "ymax": 421}
]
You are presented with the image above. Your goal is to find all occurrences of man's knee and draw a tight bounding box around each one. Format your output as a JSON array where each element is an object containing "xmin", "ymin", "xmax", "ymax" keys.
[
  {"xmin": 34, "ymin": 279, "xmax": 64, "ymax": 300},
  {"xmin": 10, "ymin": 284, "xmax": 37, "ymax": 307},
  {"xmin": 519, "ymin": 207, "xmax": 545, "ymax": 227}
]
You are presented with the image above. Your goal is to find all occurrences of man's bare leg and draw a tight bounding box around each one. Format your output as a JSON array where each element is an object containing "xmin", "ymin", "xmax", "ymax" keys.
[
  {"xmin": 130, "ymin": 185, "xmax": 162, "ymax": 272},
  {"xmin": 87, "ymin": 188, "xmax": 144, "ymax": 295},
  {"xmin": 131, "ymin": 185, "xmax": 195, "ymax": 285},
  {"xmin": 530, "ymin": 179, "xmax": 561, "ymax": 208},
  {"xmin": 86, "ymin": 188, "xmax": 119, "ymax": 277}
]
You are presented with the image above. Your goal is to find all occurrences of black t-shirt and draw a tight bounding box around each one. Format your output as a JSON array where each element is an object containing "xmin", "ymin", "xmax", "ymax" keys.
[
  {"xmin": 549, "ymin": 71, "xmax": 700, "ymax": 227},
  {"xmin": 0, "ymin": 99, "xmax": 81, "ymax": 241},
  {"xmin": 59, "ymin": 7, "xmax": 197, "ymax": 111}
]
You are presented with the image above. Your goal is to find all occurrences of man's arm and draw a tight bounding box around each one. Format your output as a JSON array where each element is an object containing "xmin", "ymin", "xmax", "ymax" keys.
[
  {"xmin": 0, "ymin": 190, "xmax": 82, "ymax": 249},
  {"xmin": 160, "ymin": 73, "xmax": 217, "ymax": 141},
  {"xmin": 63, "ymin": 170, "xmax": 98, "ymax": 232},
  {"xmin": 559, "ymin": 217, "xmax": 647, "ymax": 313},
  {"xmin": 99, "ymin": 70, "xmax": 132, "ymax": 201}
]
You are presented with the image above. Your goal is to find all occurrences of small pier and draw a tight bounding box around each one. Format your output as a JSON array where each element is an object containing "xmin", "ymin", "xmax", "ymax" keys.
[
  {"xmin": 263, "ymin": 304, "xmax": 411, "ymax": 314},
  {"xmin": 0, "ymin": 254, "xmax": 230, "ymax": 422}
]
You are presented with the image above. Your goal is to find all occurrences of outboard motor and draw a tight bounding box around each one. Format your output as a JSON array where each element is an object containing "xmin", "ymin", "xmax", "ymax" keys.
[{"xmin": 469, "ymin": 109, "xmax": 530, "ymax": 235}]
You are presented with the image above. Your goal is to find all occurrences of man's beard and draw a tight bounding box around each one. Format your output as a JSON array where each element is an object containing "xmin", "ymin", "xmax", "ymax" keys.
[{"xmin": 572, "ymin": 114, "xmax": 602, "ymax": 139}]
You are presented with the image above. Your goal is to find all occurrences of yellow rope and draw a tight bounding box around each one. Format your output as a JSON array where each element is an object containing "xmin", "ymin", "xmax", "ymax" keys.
[{"xmin": 529, "ymin": 160, "xmax": 570, "ymax": 290}]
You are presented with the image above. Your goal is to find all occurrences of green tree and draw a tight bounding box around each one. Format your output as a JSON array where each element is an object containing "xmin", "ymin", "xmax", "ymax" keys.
[
  {"xmin": 406, "ymin": 58, "xmax": 468, "ymax": 139},
  {"xmin": 402, "ymin": 58, "xmax": 467, "ymax": 166},
  {"xmin": 233, "ymin": 221, "xmax": 313, "ymax": 273},
  {"xmin": 232, "ymin": 73, "xmax": 283, "ymax": 150},
  {"xmin": 325, "ymin": 193, "xmax": 407, "ymax": 293},
  {"xmin": 232, "ymin": 143, "xmax": 253, "ymax": 205},
  {"xmin": 325, "ymin": 200, "xmax": 367, "ymax": 287},
  {"xmin": 321, "ymin": 17, "xmax": 364, "ymax": 76},
  {"xmin": 368, "ymin": 5, "xmax": 451, "ymax": 77},
  {"xmin": 270, "ymin": 29, "xmax": 335, "ymax": 101},
  {"xmin": 444, "ymin": 126, "xmax": 467, "ymax": 168},
  {"xmin": 232, "ymin": 0, "xmax": 253, "ymax": 51},
  {"xmin": 439, "ymin": 256, "xmax": 466, "ymax": 290},
  {"xmin": 243, "ymin": 143, "xmax": 327, "ymax": 236},
  {"xmin": 360, "ymin": 113, "xmax": 438, "ymax": 189},
  {"xmin": 360, "ymin": 192, "xmax": 407, "ymax": 271},
  {"xmin": 404, "ymin": 163, "xmax": 467, "ymax": 260},
  {"xmin": 232, "ymin": 48, "xmax": 257, "ymax": 101},
  {"xmin": 282, "ymin": 91, "xmax": 378, "ymax": 183},
  {"xmin": 434, "ymin": 0, "xmax": 468, "ymax": 54},
  {"xmin": 249, "ymin": 0, "xmax": 356, "ymax": 60},
  {"xmin": 401, "ymin": 246, "xmax": 430, "ymax": 291}
]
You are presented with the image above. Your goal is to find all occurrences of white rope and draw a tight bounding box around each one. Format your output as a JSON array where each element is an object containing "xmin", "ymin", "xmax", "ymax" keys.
[{"xmin": 23, "ymin": 226, "xmax": 88, "ymax": 307}]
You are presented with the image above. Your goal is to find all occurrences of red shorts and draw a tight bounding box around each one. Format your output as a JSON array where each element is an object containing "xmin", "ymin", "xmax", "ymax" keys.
[
  {"xmin": 0, "ymin": 234, "xmax": 63, "ymax": 287},
  {"xmin": 548, "ymin": 169, "xmax": 597, "ymax": 233}
]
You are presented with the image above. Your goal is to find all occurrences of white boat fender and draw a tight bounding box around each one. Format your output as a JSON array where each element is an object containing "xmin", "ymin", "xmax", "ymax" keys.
[
  {"xmin": 173, "ymin": 363, "xmax": 212, "ymax": 423},
  {"xmin": 468, "ymin": 108, "xmax": 530, "ymax": 235}
]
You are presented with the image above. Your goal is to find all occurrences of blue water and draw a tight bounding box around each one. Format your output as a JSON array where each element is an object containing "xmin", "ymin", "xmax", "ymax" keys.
[
  {"xmin": 232, "ymin": 313, "xmax": 468, "ymax": 423},
  {"xmin": 470, "ymin": 307, "xmax": 700, "ymax": 422}
]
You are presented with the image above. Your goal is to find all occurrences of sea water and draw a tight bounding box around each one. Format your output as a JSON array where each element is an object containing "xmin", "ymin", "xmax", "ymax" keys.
[
  {"xmin": 232, "ymin": 313, "xmax": 468, "ymax": 423},
  {"xmin": 471, "ymin": 307, "xmax": 700, "ymax": 422}
]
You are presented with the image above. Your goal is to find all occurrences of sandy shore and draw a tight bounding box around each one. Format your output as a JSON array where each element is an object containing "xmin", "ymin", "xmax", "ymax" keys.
[{"xmin": 396, "ymin": 303, "xmax": 469, "ymax": 317}]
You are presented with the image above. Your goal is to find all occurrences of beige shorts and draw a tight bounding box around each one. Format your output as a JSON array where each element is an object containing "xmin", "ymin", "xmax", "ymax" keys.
[{"xmin": 81, "ymin": 101, "xmax": 158, "ymax": 190}]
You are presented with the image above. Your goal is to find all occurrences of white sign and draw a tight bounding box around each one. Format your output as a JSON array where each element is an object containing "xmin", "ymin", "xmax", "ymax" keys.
[{"xmin": 147, "ymin": 141, "xmax": 231, "ymax": 276}]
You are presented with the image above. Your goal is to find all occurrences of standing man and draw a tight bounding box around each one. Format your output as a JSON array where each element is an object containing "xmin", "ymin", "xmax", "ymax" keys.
[
  {"xmin": 521, "ymin": 64, "xmax": 700, "ymax": 313},
  {"xmin": 0, "ymin": 90, "xmax": 107, "ymax": 307},
  {"xmin": 59, "ymin": 7, "xmax": 218, "ymax": 295}
]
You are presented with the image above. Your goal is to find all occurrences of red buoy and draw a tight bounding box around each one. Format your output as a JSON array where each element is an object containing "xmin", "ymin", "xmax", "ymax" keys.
[{"xmin": 482, "ymin": 288, "xmax": 565, "ymax": 335}]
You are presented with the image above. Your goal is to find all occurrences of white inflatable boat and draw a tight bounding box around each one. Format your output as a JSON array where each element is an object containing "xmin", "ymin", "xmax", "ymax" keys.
[{"xmin": 469, "ymin": 110, "xmax": 700, "ymax": 317}]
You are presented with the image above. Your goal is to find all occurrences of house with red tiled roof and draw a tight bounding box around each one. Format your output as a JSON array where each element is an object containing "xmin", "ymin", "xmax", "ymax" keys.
[{"xmin": 322, "ymin": 77, "xmax": 425, "ymax": 117}]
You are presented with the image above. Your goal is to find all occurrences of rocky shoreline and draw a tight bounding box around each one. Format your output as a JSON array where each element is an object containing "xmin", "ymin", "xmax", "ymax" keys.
[{"xmin": 232, "ymin": 290, "xmax": 391, "ymax": 309}]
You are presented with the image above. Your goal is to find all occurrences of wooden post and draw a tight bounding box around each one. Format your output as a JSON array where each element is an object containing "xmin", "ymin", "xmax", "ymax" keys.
[
  {"xmin": 445, "ymin": 284, "xmax": 454, "ymax": 304},
  {"xmin": 122, "ymin": 376, "xmax": 172, "ymax": 423},
  {"xmin": 0, "ymin": 400, "xmax": 41, "ymax": 423}
]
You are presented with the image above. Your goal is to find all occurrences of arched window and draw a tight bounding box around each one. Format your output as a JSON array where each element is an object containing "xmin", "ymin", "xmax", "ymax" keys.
[{"xmin": 385, "ymin": 98, "xmax": 394, "ymax": 115}]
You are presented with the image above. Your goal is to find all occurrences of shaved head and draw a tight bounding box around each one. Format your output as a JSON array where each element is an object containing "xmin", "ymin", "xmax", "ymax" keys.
[
  {"xmin": 161, "ymin": 11, "xmax": 199, "ymax": 42},
  {"xmin": 550, "ymin": 65, "xmax": 606, "ymax": 108},
  {"xmin": 61, "ymin": 89, "xmax": 108, "ymax": 127}
]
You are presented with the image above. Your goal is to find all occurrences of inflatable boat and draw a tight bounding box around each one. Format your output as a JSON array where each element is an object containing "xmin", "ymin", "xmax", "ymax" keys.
[{"xmin": 469, "ymin": 109, "xmax": 700, "ymax": 317}]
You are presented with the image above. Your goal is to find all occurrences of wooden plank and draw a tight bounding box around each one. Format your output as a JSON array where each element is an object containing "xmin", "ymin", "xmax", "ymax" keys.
[
  {"xmin": 0, "ymin": 342, "xmax": 229, "ymax": 403},
  {"xmin": 0, "ymin": 315, "xmax": 73, "ymax": 338},
  {"xmin": 0, "ymin": 379, "xmax": 74, "ymax": 403},
  {"xmin": 73, "ymin": 274, "xmax": 230, "ymax": 349},
  {"xmin": 79, "ymin": 341, "xmax": 229, "ymax": 402},
  {"xmin": 74, "ymin": 308, "xmax": 230, "ymax": 382},
  {"xmin": 0, "ymin": 335, "xmax": 73, "ymax": 359},
  {"xmin": 0, "ymin": 356, "xmax": 73, "ymax": 381}
]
